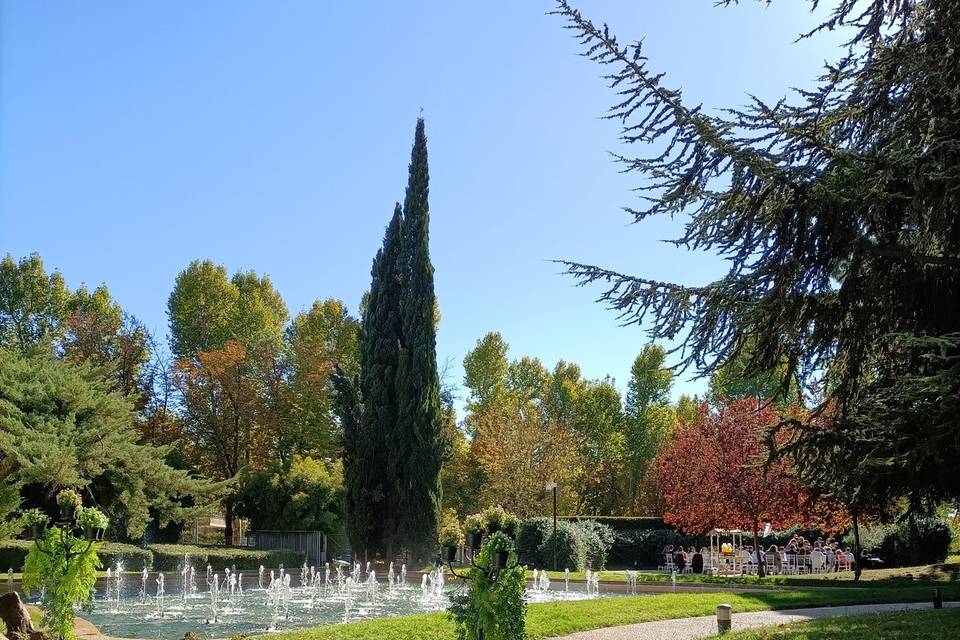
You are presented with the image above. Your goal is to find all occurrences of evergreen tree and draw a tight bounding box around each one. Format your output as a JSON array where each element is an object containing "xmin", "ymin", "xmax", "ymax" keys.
[
  {"xmin": 552, "ymin": 1, "xmax": 960, "ymax": 508},
  {"xmin": 352, "ymin": 205, "xmax": 404, "ymax": 558},
  {"xmin": 394, "ymin": 118, "xmax": 447, "ymax": 558}
]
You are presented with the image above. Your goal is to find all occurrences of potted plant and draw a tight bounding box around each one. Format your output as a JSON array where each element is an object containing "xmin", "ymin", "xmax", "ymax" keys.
[
  {"xmin": 22, "ymin": 509, "xmax": 49, "ymax": 540},
  {"xmin": 464, "ymin": 513, "xmax": 485, "ymax": 549},
  {"xmin": 76, "ymin": 506, "xmax": 109, "ymax": 541},
  {"xmin": 440, "ymin": 526, "xmax": 463, "ymax": 563},
  {"xmin": 439, "ymin": 525, "xmax": 463, "ymax": 563},
  {"xmin": 483, "ymin": 505, "xmax": 507, "ymax": 535},
  {"xmin": 501, "ymin": 513, "xmax": 521, "ymax": 540},
  {"xmin": 56, "ymin": 489, "xmax": 82, "ymax": 522},
  {"xmin": 487, "ymin": 531, "xmax": 512, "ymax": 570}
]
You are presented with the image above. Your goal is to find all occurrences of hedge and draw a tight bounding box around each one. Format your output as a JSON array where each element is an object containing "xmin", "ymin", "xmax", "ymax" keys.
[
  {"xmin": 0, "ymin": 539, "xmax": 153, "ymax": 572},
  {"xmin": 148, "ymin": 544, "xmax": 305, "ymax": 571},
  {"xmin": 609, "ymin": 529, "xmax": 696, "ymax": 568},
  {"xmin": 559, "ymin": 516, "xmax": 669, "ymax": 532},
  {"xmin": 846, "ymin": 516, "xmax": 953, "ymax": 567}
]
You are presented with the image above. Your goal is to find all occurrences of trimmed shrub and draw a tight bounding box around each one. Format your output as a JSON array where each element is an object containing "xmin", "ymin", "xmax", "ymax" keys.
[
  {"xmin": 516, "ymin": 518, "xmax": 551, "ymax": 567},
  {"xmin": 0, "ymin": 539, "xmax": 152, "ymax": 571},
  {"xmin": 560, "ymin": 516, "xmax": 669, "ymax": 532},
  {"xmin": 539, "ymin": 520, "xmax": 586, "ymax": 571},
  {"xmin": 148, "ymin": 544, "xmax": 305, "ymax": 571},
  {"xmin": 575, "ymin": 520, "xmax": 615, "ymax": 570},
  {"xmin": 609, "ymin": 529, "xmax": 693, "ymax": 568},
  {"xmin": 846, "ymin": 516, "xmax": 952, "ymax": 567}
]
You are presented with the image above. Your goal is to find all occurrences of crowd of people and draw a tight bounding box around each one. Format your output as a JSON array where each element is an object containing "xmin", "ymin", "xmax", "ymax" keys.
[{"xmin": 662, "ymin": 535, "xmax": 859, "ymax": 575}]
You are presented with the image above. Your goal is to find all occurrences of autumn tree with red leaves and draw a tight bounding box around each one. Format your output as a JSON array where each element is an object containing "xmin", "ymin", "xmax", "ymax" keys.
[{"xmin": 655, "ymin": 398, "xmax": 845, "ymax": 577}]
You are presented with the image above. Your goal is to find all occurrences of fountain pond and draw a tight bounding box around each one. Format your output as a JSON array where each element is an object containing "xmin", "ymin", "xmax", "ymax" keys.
[{"xmin": 57, "ymin": 561, "xmax": 606, "ymax": 639}]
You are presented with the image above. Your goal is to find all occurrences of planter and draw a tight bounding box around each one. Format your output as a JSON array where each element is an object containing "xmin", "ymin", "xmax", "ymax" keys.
[
  {"xmin": 442, "ymin": 546, "xmax": 458, "ymax": 563},
  {"xmin": 491, "ymin": 550, "xmax": 508, "ymax": 569},
  {"xmin": 29, "ymin": 524, "xmax": 46, "ymax": 540},
  {"xmin": 59, "ymin": 504, "xmax": 76, "ymax": 522},
  {"xmin": 83, "ymin": 526, "xmax": 104, "ymax": 542},
  {"xmin": 468, "ymin": 531, "xmax": 483, "ymax": 549}
]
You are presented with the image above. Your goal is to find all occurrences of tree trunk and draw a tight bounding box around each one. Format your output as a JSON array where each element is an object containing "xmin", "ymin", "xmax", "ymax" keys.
[
  {"xmin": 753, "ymin": 520, "xmax": 765, "ymax": 578},
  {"xmin": 0, "ymin": 593, "xmax": 40, "ymax": 640},
  {"xmin": 852, "ymin": 510, "xmax": 863, "ymax": 582},
  {"xmin": 224, "ymin": 499, "xmax": 235, "ymax": 547}
]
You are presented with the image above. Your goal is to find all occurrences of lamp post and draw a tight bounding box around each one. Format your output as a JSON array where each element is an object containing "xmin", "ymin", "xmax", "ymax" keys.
[{"xmin": 545, "ymin": 481, "xmax": 558, "ymax": 570}]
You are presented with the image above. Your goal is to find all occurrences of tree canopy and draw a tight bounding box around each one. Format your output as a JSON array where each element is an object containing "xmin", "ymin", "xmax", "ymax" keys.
[
  {"xmin": 553, "ymin": 0, "xmax": 960, "ymax": 508},
  {"xmin": 0, "ymin": 348, "xmax": 221, "ymax": 538}
]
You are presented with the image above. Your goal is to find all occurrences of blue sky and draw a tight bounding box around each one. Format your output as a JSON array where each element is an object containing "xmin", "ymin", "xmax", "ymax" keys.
[{"xmin": 0, "ymin": 1, "xmax": 845, "ymax": 409}]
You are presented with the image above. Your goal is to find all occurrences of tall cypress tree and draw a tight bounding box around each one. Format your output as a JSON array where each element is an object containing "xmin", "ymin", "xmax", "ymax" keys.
[
  {"xmin": 350, "ymin": 204, "xmax": 404, "ymax": 558},
  {"xmin": 394, "ymin": 118, "xmax": 445, "ymax": 558}
]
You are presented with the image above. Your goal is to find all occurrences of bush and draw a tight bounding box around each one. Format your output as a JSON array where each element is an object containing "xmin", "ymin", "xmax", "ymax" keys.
[
  {"xmin": 559, "ymin": 516, "xmax": 669, "ymax": 532},
  {"xmin": 845, "ymin": 516, "xmax": 952, "ymax": 567},
  {"xmin": 609, "ymin": 529, "xmax": 693, "ymax": 568},
  {"xmin": 148, "ymin": 544, "xmax": 305, "ymax": 571},
  {"xmin": 516, "ymin": 518, "xmax": 551, "ymax": 566},
  {"xmin": 575, "ymin": 520, "xmax": 615, "ymax": 570},
  {"xmin": 540, "ymin": 520, "xmax": 587, "ymax": 571},
  {"xmin": 0, "ymin": 539, "xmax": 152, "ymax": 571}
]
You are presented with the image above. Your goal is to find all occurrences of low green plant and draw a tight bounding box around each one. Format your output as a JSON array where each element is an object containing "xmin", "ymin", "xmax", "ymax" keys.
[
  {"xmin": 483, "ymin": 505, "xmax": 508, "ymax": 533},
  {"xmin": 22, "ymin": 508, "xmax": 49, "ymax": 527},
  {"xmin": 541, "ymin": 520, "xmax": 588, "ymax": 571},
  {"xmin": 22, "ymin": 526, "xmax": 101, "ymax": 640},
  {"xmin": 55, "ymin": 489, "xmax": 82, "ymax": 508},
  {"xmin": 76, "ymin": 507, "xmax": 109, "ymax": 531},
  {"xmin": 440, "ymin": 525, "xmax": 464, "ymax": 548},
  {"xmin": 449, "ymin": 532, "xmax": 526, "ymax": 640},
  {"xmin": 501, "ymin": 513, "xmax": 521, "ymax": 539},
  {"xmin": 464, "ymin": 513, "xmax": 484, "ymax": 535}
]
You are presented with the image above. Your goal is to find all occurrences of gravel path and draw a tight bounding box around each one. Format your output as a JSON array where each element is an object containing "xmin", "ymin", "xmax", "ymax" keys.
[{"xmin": 552, "ymin": 601, "xmax": 960, "ymax": 640}]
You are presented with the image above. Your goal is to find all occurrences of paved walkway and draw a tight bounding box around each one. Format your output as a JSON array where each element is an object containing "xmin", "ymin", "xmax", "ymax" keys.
[{"xmin": 553, "ymin": 601, "xmax": 960, "ymax": 640}]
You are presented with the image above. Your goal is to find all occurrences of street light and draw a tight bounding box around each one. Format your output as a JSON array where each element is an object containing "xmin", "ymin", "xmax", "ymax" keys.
[{"xmin": 545, "ymin": 481, "xmax": 558, "ymax": 570}]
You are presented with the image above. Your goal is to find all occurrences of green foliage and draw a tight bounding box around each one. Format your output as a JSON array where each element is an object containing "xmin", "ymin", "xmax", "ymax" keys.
[
  {"xmin": 482, "ymin": 505, "xmax": 508, "ymax": 532},
  {"xmin": 167, "ymin": 260, "xmax": 288, "ymax": 359},
  {"xmin": 608, "ymin": 529, "xmax": 693, "ymax": 568},
  {"xmin": 552, "ymin": 0, "xmax": 960, "ymax": 515},
  {"xmin": 574, "ymin": 520, "xmax": 615, "ymax": 569},
  {"xmin": 75, "ymin": 507, "xmax": 109, "ymax": 531},
  {"xmin": 464, "ymin": 513, "xmax": 484, "ymax": 535},
  {"xmin": 0, "ymin": 482, "xmax": 24, "ymax": 542},
  {"xmin": 439, "ymin": 525, "xmax": 463, "ymax": 548},
  {"xmin": 235, "ymin": 456, "xmax": 344, "ymax": 533},
  {"xmin": 284, "ymin": 299, "xmax": 360, "ymax": 458},
  {"xmin": 540, "ymin": 520, "xmax": 587, "ymax": 571},
  {"xmin": 516, "ymin": 518, "xmax": 551, "ymax": 566},
  {"xmin": 525, "ymin": 519, "xmax": 615, "ymax": 570},
  {"xmin": 148, "ymin": 544, "xmax": 304, "ymax": 571},
  {"xmin": 0, "ymin": 349, "xmax": 222, "ymax": 538},
  {"xmin": 843, "ymin": 516, "xmax": 951, "ymax": 567},
  {"xmin": 394, "ymin": 117, "xmax": 447, "ymax": 558},
  {"xmin": 448, "ymin": 532, "xmax": 526, "ymax": 640},
  {"xmin": 22, "ymin": 527, "xmax": 101, "ymax": 640},
  {"xmin": 56, "ymin": 489, "xmax": 82, "ymax": 508},
  {"xmin": 0, "ymin": 253, "xmax": 70, "ymax": 354},
  {"xmin": 560, "ymin": 516, "xmax": 670, "ymax": 531},
  {"xmin": 0, "ymin": 539, "xmax": 151, "ymax": 573},
  {"xmin": 623, "ymin": 345, "xmax": 676, "ymax": 511},
  {"xmin": 352, "ymin": 204, "xmax": 403, "ymax": 556},
  {"xmin": 21, "ymin": 508, "xmax": 49, "ymax": 528}
]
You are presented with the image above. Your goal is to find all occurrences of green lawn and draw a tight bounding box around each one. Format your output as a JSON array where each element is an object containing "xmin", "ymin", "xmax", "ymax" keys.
[
  {"xmin": 705, "ymin": 608, "xmax": 960, "ymax": 639},
  {"xmin": 266, "ymin": 585, "xmax": 960, "ymax": 640},
  {"xmin": 533, "ymin": 555, "xmax": 960, "ymax": 589}
]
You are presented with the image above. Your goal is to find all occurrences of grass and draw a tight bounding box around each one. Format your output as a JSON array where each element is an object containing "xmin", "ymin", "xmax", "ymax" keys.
[
  {"xmin": 266, "ymin": 585, "xmax": 960, "ymax": 640},
  {"xmin": 533, "ymin": 555, "xmax": 960, "ymax": 588},
  {"xmin": 705, "ymin": 607, "xmax": 960, "ymax": 639}
]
